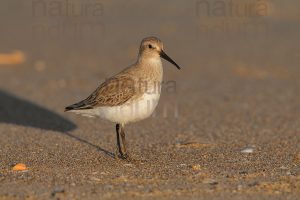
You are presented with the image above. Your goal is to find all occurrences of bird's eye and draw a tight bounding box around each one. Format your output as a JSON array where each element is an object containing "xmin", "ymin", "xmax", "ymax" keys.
[{"xmin": 148, "ymin": 44, "xmax": 153, "ymax": 49}]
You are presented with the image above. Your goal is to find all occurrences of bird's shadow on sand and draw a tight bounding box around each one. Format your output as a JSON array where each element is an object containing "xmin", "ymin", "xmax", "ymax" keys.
[{"xmin": 0, "ymin": 90, "xmax": 114, "ymax": 158}]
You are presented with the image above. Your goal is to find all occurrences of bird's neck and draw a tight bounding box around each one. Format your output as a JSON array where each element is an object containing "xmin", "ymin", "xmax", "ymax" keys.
[
  {"xmin": 137, "ymin": 56, "xmax": 162, "ymax": 69},
  {"xmin": 136, "ymin": 56, "xmax": 163, "ymax": 82}
]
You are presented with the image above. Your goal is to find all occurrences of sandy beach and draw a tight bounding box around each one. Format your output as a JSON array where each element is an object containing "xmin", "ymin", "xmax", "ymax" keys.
[{"xmin": 0, "ymin": 1, "xmax": 299, "ymax": 199}]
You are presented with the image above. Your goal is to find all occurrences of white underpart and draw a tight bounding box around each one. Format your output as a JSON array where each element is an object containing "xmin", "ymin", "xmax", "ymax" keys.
[
  {"xmin": 71, "ymin": 86, "xmax": 161, "ymax": 124},
  {"xmin": 74, "ymin": 91, "xmax": 160, "ymax": 123},
  {"xmin": 71, "ymin": 57, "xmax": 163, "ymax": 124}
]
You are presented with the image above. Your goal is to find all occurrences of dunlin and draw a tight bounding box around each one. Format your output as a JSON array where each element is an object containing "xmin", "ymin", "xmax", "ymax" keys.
[{"xmin": 65, "ymin": 36, "xmax": 180, "ymax": 159}]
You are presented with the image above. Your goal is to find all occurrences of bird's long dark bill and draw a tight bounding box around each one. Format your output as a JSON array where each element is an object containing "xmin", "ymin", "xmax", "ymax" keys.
[{"xmin": 160, "ymin": 50, "xmax": 181, "ymax": 70}]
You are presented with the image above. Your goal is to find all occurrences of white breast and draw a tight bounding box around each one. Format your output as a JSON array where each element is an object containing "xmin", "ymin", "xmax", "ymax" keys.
[
  {"xmin": 101, "ymin": 91, "xmax": 160, "ymax": 124},
  {"xmin": 71, "ymin": 88, "xmax": 161, "ymax": 124}
]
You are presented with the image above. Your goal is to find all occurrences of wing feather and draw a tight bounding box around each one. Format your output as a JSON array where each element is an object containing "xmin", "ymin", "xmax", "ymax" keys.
[{"xmin": 65, "ymin": 75, "xmax": 138, "ymax": 111}]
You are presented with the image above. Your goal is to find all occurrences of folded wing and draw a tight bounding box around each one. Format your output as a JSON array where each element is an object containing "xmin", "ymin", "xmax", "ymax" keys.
[{"xmin": 65, "ymin": 75, "xmax": 137, "ymax": 111}]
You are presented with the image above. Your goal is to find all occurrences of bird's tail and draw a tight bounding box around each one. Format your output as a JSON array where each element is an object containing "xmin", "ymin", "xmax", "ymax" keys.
[{"xmin": 65, "ymin": 100, "xmax": 93, "ymax": 112}]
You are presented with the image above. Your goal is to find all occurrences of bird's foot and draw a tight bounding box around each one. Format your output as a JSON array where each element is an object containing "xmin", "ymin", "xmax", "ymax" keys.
[
  {"xmin": 114, "ymin": 148, "xmax": 130, "ymax": 160},
  {"xmin": 114, "ymin": 148, "xmax": 120, "ymax": 159},
  {"xmin": 120, "ymin": 153, "xmax": 129, "ymax": 160}
]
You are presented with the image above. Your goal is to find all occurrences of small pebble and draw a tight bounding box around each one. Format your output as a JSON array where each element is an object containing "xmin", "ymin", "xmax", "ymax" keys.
[
  {"xmin": 12, "ymin": 163, "xmax": 28, "ymax": 171},
  {"xmin": 203, "ymin": 178, "xmax": 218, "ymax": 185},
  {"xmin": 191, "ymin": 164, "xmax": 201, "ymax": 171},
  {"xmin": 279, "ymin": 166, "xmax": 288, "ymax": 170},
  {"xmin": 90, "ymin": 177, "xmax": 101, "ymax": 182},
  {"xmin": 239, "ymin": 170, "xmax": 248, "ymax": 175},
  {"xmin": 241, "ymin": 147, "xmax": 254, "ymax": 153},
  {"xmin": 124, "ymin": 163, "xmax": 134, "ymax": 167},
  {"xmin": 104, "ymin": 185, "xmax": 114, "ymax": 190},
  {"xmin": 248, "ymin": 181, "xmax": 259, "ymax": 187},
  {"xmin": 51, "ymin": 187, "xmax": 64, "ymax": 197}
]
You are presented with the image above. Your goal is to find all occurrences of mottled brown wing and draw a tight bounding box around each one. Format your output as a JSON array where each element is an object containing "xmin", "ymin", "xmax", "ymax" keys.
[
  {"xmin": 65, "ymin": 75, "xmax": 136, "ymax": 111},
  {"xmin": 87, "ymin": 75, "xmax": 137, "ymax": 107}
]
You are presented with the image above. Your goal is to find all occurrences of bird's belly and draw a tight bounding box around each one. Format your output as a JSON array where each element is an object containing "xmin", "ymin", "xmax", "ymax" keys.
[{"xmin": 92, "ymin": 92, "xmax": 160, "ymax": 124}]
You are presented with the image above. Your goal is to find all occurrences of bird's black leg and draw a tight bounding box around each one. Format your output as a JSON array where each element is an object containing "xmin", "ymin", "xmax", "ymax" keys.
[
  {"xmin": 115, "ymin": 124, "xmax": 122, "ymax": 158},
  {"xmin": 120, "ymin": 124, "xmax": 128, "ymax": 159}
]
